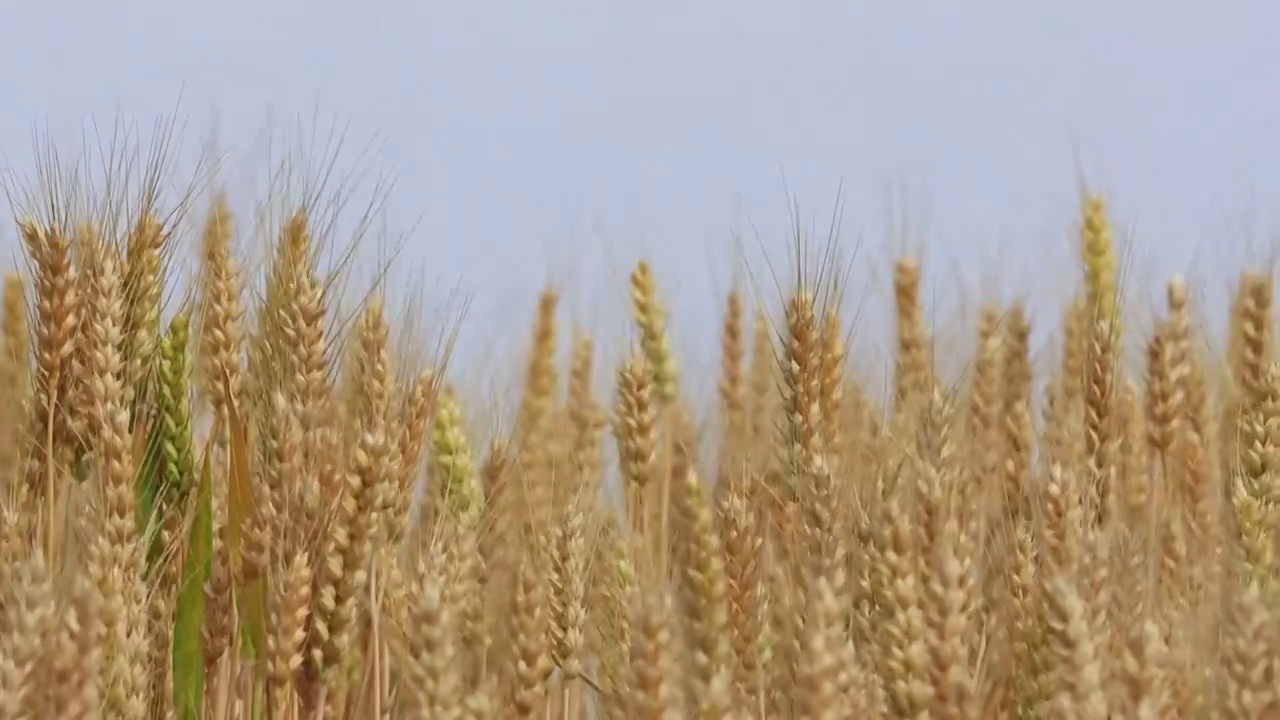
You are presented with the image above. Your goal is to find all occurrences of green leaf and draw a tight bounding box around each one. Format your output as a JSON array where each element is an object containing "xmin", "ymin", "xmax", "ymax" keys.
[
  {"xmin": 134, "ymin": 408, "xmax": 166, "ymax": 569},
  {"xmin": 172, "ymin": 434, "xmax": 215, "ymax": 719},
  {"xmin": 72, "ymin": 447, "xmax": 89, "ymax": 482},
  {"xmin": 225, "ymin": 384, "xmax": 266, "ymax": 658}
]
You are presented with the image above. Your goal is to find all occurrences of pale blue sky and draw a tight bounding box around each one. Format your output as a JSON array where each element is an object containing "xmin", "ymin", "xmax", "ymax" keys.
[{"xmin": 1, "ymin": 1, "xmax": 1277, "ymax": 408}]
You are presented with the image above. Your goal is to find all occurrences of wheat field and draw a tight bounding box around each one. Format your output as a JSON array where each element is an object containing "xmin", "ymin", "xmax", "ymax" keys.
[{"xmin": 0, "ymin": 132, "xmax": 1274, "ymax": 720}]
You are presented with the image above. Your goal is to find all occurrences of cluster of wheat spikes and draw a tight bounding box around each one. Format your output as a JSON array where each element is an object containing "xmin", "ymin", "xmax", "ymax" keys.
[{"xmin": 2, "ymin": 148, "xmax": 1280, "ymax": 720}]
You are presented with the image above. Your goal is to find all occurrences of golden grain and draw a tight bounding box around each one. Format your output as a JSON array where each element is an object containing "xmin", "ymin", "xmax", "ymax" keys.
[{"xmin": 2, "ymin": 140, "xmax": 1279, "ymax": 720}]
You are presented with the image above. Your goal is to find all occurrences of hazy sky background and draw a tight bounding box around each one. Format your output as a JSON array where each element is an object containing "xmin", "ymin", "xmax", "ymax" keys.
[{"xmin": 1, "ymin": 1, "xmax": 1277, "ymax": 408}]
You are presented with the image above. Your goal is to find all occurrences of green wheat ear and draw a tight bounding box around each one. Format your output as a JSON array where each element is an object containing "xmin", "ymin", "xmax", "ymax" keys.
[
  {"xmin": 139, "ymin": 310, "xmax": 195, "ymax": 567},
  {"xmin": 158, "ymin": 310, "xmax": 195, "ymax": 502},
  {"xmin": 432, "ymin": 385, "xmax": 484, "ymax": 531}
]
